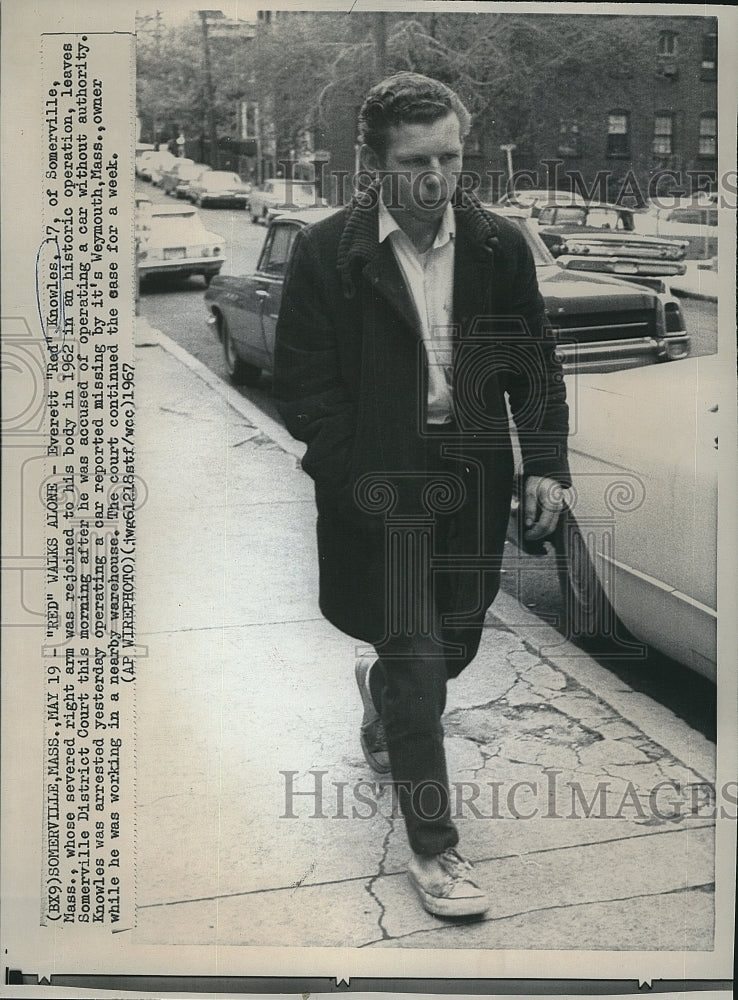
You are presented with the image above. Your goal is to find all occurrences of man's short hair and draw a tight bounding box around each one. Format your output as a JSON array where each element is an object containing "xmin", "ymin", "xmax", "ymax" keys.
[{"xmin": 358, "ymin": 72, "xmax": 471, "ymax": 158}]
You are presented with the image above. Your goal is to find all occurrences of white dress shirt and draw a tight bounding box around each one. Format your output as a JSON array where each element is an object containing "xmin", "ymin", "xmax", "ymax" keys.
[{"xmin": 378, "ymin": 197, "xmax": 456, "ymax": 424}]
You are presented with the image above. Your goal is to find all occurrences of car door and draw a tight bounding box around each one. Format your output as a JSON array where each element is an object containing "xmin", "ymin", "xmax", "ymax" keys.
[{"xmin": 252, "ymin": 220, "xmax": 299, "ymax": 368}]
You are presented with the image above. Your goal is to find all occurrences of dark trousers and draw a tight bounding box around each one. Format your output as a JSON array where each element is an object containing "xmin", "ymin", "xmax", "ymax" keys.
[{"xmin": 369, "ymin": 430, "xmax": 505, "ymax": 856}]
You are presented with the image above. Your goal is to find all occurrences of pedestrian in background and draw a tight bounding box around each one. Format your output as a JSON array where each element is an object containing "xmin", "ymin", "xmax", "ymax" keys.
[{"xmin": 274, "ymin": 72, "xmax": 570, "ymax": 918}]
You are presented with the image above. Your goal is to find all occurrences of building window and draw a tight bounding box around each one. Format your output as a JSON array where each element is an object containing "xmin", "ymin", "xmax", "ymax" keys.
[
  {"xmin": 653, "ymin": 114, "xmax": 674, "ymax": 156},
  {"xmin": 701, "ymin": 31, "xmax": 717, "ymax": 81},
  {"xmin": 698, "ymin": 113, "xmax": 717, "ymax": 157},
  {"xmin": 558, "ymin": 119, "xmax": 581, "ymax": 157},
  {"xmin": 606, "ymin": 112, "xmax": 630, "ymax": 158},
  {"xmin": 657, "ymin": 31, "xmax": 678, "ymax": 57}
]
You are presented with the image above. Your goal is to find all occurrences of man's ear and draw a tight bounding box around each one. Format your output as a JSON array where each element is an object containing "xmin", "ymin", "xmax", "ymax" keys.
[{"xmin": 360, "ymin": 143, "xmax": 382, "ymax": 175}]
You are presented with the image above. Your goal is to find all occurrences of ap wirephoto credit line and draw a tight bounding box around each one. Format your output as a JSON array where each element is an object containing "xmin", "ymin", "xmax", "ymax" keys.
[{"xmin": 1, "ymin": 1, "xmax": 736, "ymax": 995}]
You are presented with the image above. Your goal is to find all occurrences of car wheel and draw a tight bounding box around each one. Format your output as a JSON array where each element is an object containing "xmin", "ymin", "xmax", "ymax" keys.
[
  {"xmin": 554, "ymin": 507, "xmax": 615, "ymax": 641},
  {"xmin": 220, "ymin": 316, "xmax": 261, "ymax": 386},
  {"xmin": 251, "ymin": 210, "xmax": 259, "ymax": 224},
  {"xmin": 262, "ymin": 208, "xmax": 269, "ymax": 225}
]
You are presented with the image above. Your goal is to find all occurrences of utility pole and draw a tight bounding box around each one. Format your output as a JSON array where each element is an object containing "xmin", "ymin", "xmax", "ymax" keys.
[
  {"xmin": 373, "ymin": 12, "xmax": 387, "ymax": 76},
  {"xmin": 500, "ymin": 143, "xmax": 516, "ymax": 188},
  {"xmin": 198, "ymin": 11, "xmax": 219, "ymax": 168}
]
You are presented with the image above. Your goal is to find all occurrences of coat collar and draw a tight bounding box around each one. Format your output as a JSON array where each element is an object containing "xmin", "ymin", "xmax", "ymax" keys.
[{"xmin": 336, "ymin": 183, "xmax": 500, "ymax": 299}]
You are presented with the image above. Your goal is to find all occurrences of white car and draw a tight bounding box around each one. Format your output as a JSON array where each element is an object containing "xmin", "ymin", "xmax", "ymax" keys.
[
  {"xmin": 137, "ymin": 204, "xmax": 225, "ymax": 288},
  {"xmin": 249, "ymin": 179, "xmax": 324, "ymax": 224},
  {"xmin": 143, "ymin": 150, "xmax": 178, "ymax": 185},
  {"xmin": 555, "ymin": 355, "xmax": 720, "ymax": 680},
  {"xmin": 636, "ymin": 197, "xmax": 718, "ymax": 260}
]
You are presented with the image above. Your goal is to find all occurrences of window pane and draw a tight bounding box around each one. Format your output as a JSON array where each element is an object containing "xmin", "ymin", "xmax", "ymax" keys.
[
  {"xmin": 608, "ymin": 115, "xmax": 628, "ymax": 134},
  {"xmin": 657, "ymin": 31, "xmax": 677, "ymax": 56},
  {"xmin": 699, "ymin": 115, "xmax": 716, "ymax": 136},
  {"xmin": 262, "ymin": 224, "xmax": 296, "ymax": 273},
  {"xmin": 655, "ymin": 116, "xmax": 673, "ymax": 135}
]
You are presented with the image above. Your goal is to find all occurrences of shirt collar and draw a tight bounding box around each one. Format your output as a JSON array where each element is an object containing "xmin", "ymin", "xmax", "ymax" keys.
[{"xmin": 378, "ymin": 194, "xmax": 455, "ymax": 249}]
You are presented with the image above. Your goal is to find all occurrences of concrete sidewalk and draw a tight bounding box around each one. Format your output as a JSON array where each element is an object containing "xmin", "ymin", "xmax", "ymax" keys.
[{"xmin": 132, "ymin": 317, "xmax": 716, "ymax": 951}]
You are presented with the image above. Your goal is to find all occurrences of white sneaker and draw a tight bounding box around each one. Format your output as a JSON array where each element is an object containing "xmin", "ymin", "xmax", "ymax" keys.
[{"xmin": 407, "ymin": 847, "xmax": 489, "ymax": 917}]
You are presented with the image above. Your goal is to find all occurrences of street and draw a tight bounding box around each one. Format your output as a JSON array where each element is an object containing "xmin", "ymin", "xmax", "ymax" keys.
[{"xmin": 136, "ymin": 180, "xmax": 718, "ymax": 740}]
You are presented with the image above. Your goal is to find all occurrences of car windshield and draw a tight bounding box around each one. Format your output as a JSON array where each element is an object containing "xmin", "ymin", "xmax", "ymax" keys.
[
  {"xmin": 207, "ymin": 173, "xmax": 244, "ymax": 188},
  {"xmin": 269, "ymin": 181, "xmax": 317, "ymax": 203},
  {"xmin": 585, "ymin": 208, "xmax": 633, "ymax": 231}
]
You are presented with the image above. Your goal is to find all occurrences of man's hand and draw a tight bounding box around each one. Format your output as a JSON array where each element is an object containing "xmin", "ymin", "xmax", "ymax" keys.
[{"xmin": 523, "ymin": 475, "xmax": 566, "ymax": 542}]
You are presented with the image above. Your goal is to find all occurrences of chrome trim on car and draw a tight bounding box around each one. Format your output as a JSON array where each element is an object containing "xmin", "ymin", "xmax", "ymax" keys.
[{"xmin": 595, "ymin": 550, "xmax": 717, "ymax": 618}]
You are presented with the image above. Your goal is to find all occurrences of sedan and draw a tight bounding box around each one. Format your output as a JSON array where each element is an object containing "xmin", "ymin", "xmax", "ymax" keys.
[
  {"xmin": 204, "ymin": 206, "xmax": 689, "ymax": 388},
  {"xmin": 554, "ymin": 354, "xmax": 719, "ymax": 680},
  {"xmin": 637, "ymin": 197, "xmax": 718, "ymax": 260},
  {"xmin": 137, "ymin": 204, "xmax": 225, "ymax": 288},
  {"xmin": 147, "ymin": 150, "xmax": 178, "ymax": 186},
  {"xmin": 533, "ymin": 202, "xmax": 688, "ymax": 287},
  {"xmin": 160, "ymin": 159, "xmax": 207, "ymax": 197},
  {"xmin": 249, "ymin": 179, "xmax": 324, "ymax": 224},
  {"xmin": 189, "ymin": 170, "xmax": 252, "ymax": 209}
]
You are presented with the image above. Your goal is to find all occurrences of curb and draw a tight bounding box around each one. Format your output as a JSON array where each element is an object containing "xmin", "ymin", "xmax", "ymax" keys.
[{"xmin": 135, "ymin": 315, "xmax": 306, "ymax": 463}]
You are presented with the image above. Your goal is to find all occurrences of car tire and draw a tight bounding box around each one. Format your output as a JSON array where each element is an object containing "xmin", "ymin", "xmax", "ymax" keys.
[
  {"xmin": 554, "ymin": 507, "xmax": 616, "ymax": 642},
  {"xmin": 262, "ymin": 208, "xmax": 269, "ymax": 225},
  {"xmin": 251, "ymin": 210, "xmax": 259, "ymax": 224},
  {"xmin": 220, "ymin": 316, "xmax": 261, "ymax": 386}
]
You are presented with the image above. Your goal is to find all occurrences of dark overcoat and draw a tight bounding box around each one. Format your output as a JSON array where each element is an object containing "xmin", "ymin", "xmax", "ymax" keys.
[{"xmin": 273, "ymin": 190, "xmax": 570, "ymax": 644}]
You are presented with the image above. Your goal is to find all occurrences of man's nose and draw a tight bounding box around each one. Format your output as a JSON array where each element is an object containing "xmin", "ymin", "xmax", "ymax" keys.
[{"xmin": 422, "ymin": 164, "xmax": 444, "ymax": 186}]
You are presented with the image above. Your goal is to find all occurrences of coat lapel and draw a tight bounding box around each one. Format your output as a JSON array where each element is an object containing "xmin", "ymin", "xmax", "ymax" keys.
[
  {"xmin": 361, "ymin": 243, "xmax": 422, "ymax": 339},
  {"xmin": 452, "ymin": 209, "xmax": 497, "ymax": 337}
]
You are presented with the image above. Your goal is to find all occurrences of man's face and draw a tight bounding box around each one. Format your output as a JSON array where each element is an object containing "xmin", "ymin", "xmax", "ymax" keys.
[{"xmin": 372, "ymin": 112, "xmax": 463, "ymax": 222}]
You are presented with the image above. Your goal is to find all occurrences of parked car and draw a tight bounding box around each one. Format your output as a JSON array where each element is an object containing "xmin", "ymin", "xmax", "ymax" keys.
[
  {"xmin": 248, "ymin": 179, "xmax": 324, "ymax": 224},
  {"xmin": 135, "ymin": 144, "xmax": 157, "ymax": 178},
  {"xmin": 636, "ymin": 196, "xmax": 718, "ymax": 260},
  {"xmin": 137, "ymin": 204, "xmax": 225, "ymax": 289},
  {"xmin": 162, "ymin": 161, "xmax": 213, "ymax": 199},
  {"xmin": 188, "ymin": 170, "xmax": 252, "ymax": 209},
  {"xmin": 496, "ymin": 188, "xmax": 589, "ymax": 216},
  {"xmin": 532, "ymin": 201, "xmax": 689, "ymax": 288},
  {"xmin": 147, "ymin": 150, "xmax": 178, "ymax": 186},
  {"xmin": 174, "ymin": 164, "xmax": 214, "ymax": 201},
  {"xmin": 159, "ymin": 158, "xmax": 196, "ymax": 195},
  {"xmin": 204, "ymin": 206, "xmax": 689, "ymax": 388},
  {"xmin": 553, "ymin": 354, "xmax": 719, "ymax": 680}
]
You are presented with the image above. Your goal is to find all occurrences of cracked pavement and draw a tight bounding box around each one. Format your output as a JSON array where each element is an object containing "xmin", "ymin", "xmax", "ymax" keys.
[{"xmin": 132, "ymin": 322, "xmax": 717, "ymax": 952}]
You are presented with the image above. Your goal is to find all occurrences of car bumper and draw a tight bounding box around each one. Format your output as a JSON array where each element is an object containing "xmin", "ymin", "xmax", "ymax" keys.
[
  {"xmin": 558, "ymin": 255, "xmax": 686, "ymax": 279},
  {"xmin": 199, "ymin": 195, "xmax": 250, "ymax": 207},
  {"xmin": 557, "ymin": 334, "xmax": 690, "ymax": 373},
  {"xmin": 138, "ymin": 256, "xmax": 225, "ymax": 278}
]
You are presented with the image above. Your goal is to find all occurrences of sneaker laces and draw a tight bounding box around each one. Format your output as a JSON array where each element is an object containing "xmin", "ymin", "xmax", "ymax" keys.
[{"xmin": 439, "ymin": 847, "xmax": 475, "ymax": 878}]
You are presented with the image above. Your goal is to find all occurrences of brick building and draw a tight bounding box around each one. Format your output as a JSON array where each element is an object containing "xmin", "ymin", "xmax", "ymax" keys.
[
  {"xmin": 489, "ymin": 14, "xmax": 719, "ymax": 204},
  {"xmin": 317, "ymin": 13, "xmax": 718, "ymax": 205}
]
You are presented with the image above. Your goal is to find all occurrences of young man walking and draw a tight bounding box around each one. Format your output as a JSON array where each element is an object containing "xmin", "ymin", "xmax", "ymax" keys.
[{"xmin": 274, "ymin": 72, "xmax": 570, "ymax": 918}]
